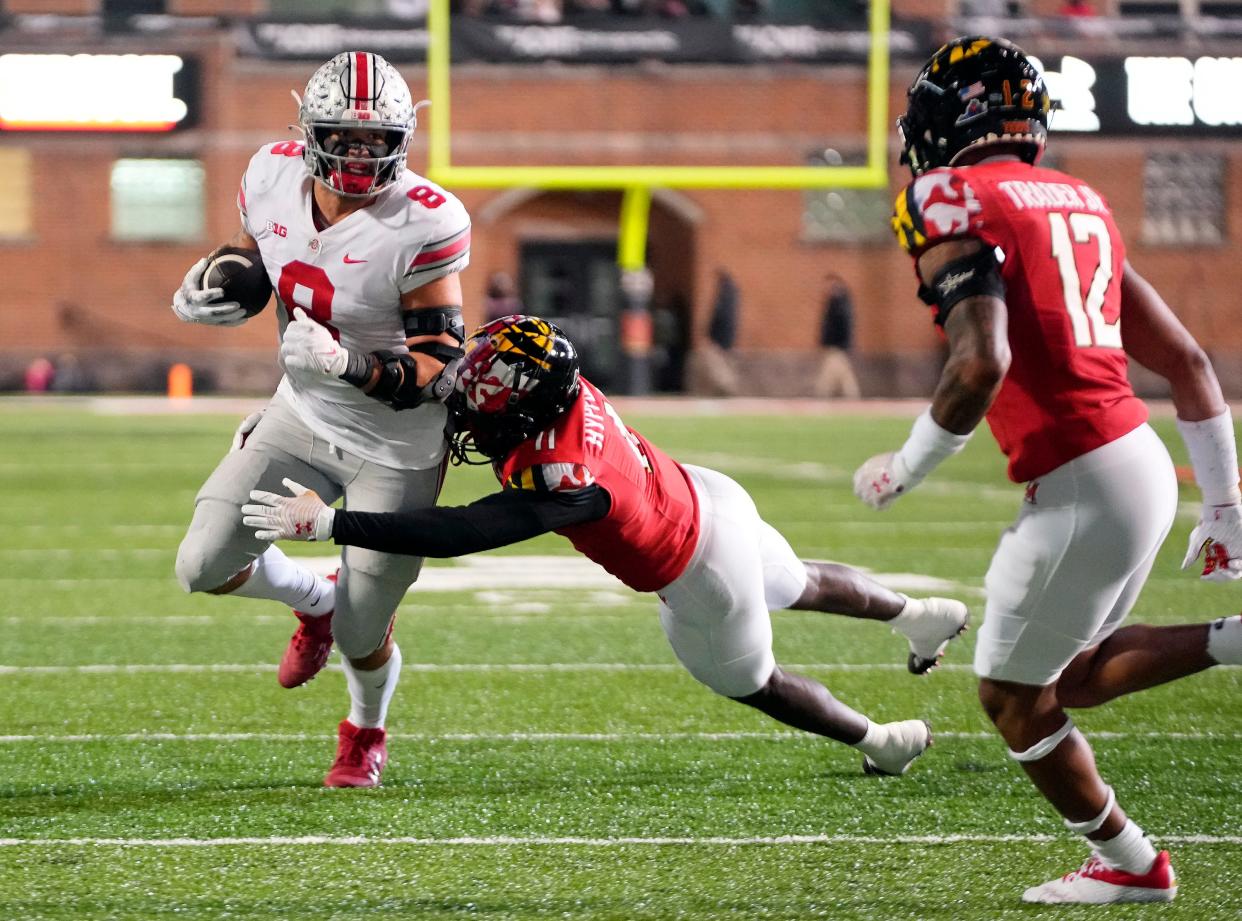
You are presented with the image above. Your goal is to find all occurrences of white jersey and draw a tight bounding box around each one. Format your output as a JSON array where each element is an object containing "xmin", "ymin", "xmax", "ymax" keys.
[{"xmin": 238, "ymin": 140, "xmax": 471, "ymax": 469}]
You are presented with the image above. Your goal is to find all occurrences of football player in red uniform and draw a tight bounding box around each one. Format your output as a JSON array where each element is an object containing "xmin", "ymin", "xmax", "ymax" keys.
[
  {"xmin": 243, "ymin": 315, "xmax": 971, "ymax": 777},
  {"xmin": 854, "ymin": 36, "xmax": 1242, "ymax": 904}
]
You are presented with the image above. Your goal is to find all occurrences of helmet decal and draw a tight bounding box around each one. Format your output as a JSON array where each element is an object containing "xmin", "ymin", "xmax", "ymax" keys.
[
  {"xmin": 449, "ymin": 315, "xmax": 581, "ymax": 463},
  {"xmin": 297, "ymin": 51, "xmax": 418, "ymax": 197},
  {"xmin": 898, "ymin": 36, "xmax": 1050, "ymax": 176}
]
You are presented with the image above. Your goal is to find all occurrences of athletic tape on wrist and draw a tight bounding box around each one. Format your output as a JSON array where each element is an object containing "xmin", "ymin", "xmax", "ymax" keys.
[
  {"xmin": 1064, "ymin": 786, "xmax": 1116, "ymax": 836},
  {"xmin": 896, "ymin": 408, "xmax": 973, "ymax": 480},
  {"xmin": 1008, "ymin": 718, "xmax": 1076, "ymax": 763},
  {"xmin": 1177, "ymin": 409, "xmax": 1242, "ymax": 507}
]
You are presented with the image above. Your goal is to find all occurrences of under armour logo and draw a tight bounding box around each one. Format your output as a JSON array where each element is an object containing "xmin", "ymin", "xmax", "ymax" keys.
[{"xmin": 1204, "ymin": 541, "xmax": 1230, "ymax": 574}]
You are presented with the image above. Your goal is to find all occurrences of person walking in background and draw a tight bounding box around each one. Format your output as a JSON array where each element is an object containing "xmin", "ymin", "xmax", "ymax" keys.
[
  {"xmin": 812, "ymin": 274, "xmax": 862, "ymax": 399},
  {"xmin": 243, "ymin": 315, "xmax": 971, "ymax": 779},
  {"xmin": 854, "ymin": 36, "xmax": 1242, "ymax": 904},
  {"xmin": 688, "ymin": 268, "xmax": 741, "ymax": 395},
  {"xmin": 171, "ymin": 51, "xmax": 471, "ymax": 788}
]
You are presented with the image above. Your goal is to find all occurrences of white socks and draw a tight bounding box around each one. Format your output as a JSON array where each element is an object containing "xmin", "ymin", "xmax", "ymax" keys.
[
  {"xmin": 343, "ymin": 643, "xmax": 403, "ymax": 729},
  {"xmin": 1207, "ymin": 614, "xmax": 1242, "ymax": 665},
  {"xmin": 1092, "ymin": 819, "xmax": 1158, "ymax": 874},
  {"xmin": 230, "ymin": 546, "xmax": 335, "ymax": 616}
]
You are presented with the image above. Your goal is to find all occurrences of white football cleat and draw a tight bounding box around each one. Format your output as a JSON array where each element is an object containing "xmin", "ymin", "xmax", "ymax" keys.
[
  {"xmin": 861, "ymin": 719, "xmax": 932, "ymax": 776},
  {"xmin": 1022, "ymin": 851, "xmax": 1177, "ymax": 904},
  {"xmin": 895, "ymin": 596, "xmax": 969, "ymax": 674}
]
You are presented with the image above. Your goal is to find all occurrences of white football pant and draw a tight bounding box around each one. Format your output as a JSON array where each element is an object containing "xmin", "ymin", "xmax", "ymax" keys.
[{"xmin": 975, "ymin": 423, "xmax": 1177, "ymax": 686}]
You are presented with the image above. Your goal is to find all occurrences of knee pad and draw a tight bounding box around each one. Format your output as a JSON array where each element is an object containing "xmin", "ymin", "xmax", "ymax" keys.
[
  {"xmin": 175, "ymin": 498, "xmax": 256, "ymax": 593},
  {"xmin": 660, "ymin": 604, "xmax": 776, "ymax": 698},
  {"xmin": 175, "ymin": 534, "xmax": 244, "ymax": 594},
  {"xmin": 332, "ymin": 564, "xmax": 411, "ymax": 659}
]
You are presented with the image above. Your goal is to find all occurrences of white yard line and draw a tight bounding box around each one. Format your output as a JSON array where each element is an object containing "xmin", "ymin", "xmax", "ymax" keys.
[
  {"xmin": 0, "ymin": 730, "xmax": 1238, "ymax": 744},
  {"xmin": 0, "ymin": 833, "xmax": 1237, "ymax": 847},
  {"xmin": 0, "ymin": 554, "xmax": 979, "ymax": 597}
]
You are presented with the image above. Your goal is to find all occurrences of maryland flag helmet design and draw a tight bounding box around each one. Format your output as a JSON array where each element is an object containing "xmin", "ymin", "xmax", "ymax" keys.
[
  {"xmin": 898, "ymin": 36, "xmax": 1051, "ymax": 176},
  {"xmin": 450, "ymin": 315, "xmax": 581, "ymax": 462}
]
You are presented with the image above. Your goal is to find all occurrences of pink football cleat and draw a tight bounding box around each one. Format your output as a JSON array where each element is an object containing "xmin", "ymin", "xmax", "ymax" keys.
[
  {"xmin": 1022, "ymin": 851, "xmax": 1177, "ymax": 904},
  {"xmin": 324, "ymin": 719, "xmax": 388, "ymax": 788},
  {"xmin": 278, "ymin": 572, "xmax": 336, "ymax": 689}
]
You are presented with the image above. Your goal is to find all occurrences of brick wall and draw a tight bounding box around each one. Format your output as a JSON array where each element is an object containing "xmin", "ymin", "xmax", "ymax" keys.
[{"xmin": 3, "ymin": 42, "xmax": 1241, "ymax": 396}]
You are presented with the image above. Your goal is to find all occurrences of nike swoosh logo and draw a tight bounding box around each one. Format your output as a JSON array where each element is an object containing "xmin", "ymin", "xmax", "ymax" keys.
[{"xmin": 343, "ymin": 254, "xmax": 368, "ymax": 264}]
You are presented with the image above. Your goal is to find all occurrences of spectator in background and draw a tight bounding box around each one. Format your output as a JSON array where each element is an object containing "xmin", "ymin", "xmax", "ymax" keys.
[
  {"xmin": 707, "ymin": 268, "xmax": 739, "ymax": 351},
  {"xmin": 812, "ymin": 274, "xmax": 861, "ymax": 399},
  {"xmin": 688, "ymin": 268, "xmax": 741, "ymax": 396},
  {"xmin": 24, "ymin": 357, "xmax": 55, "ymax": 393},
  {"xmin": 484, "ymin": 271, "xmax": 525, "ymax": 322}
]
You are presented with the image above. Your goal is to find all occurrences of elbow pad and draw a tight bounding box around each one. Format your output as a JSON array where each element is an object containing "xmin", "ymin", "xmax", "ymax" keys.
[
  {"xmin": 365, "ymin": 349, "xmax": 462, "ymax": 411},
  {"xmin": 353, "ymin": 306, "xmax": 467, "ymax": 411},
  {"xmin": 917, "ymin": 248, "xmax": 1005, "ymax": 327}
]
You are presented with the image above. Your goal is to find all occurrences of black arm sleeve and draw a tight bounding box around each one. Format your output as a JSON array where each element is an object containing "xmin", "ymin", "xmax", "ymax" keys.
[{"xmin": 330, "ymin": 484, "xmax": 611, "ymax": 558}]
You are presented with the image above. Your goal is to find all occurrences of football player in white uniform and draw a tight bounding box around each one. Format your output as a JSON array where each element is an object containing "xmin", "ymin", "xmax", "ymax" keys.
[{"xmin": 172, "ymin": 51, "xmax": 471, "ymax": 787}]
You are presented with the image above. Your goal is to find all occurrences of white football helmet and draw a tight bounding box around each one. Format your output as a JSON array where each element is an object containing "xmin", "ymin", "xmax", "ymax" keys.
[{"xmin": 297, "ymin": 51, "xmax": 417, "ymax": 197}]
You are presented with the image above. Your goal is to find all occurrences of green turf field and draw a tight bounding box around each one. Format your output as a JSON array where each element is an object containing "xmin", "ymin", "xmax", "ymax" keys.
[{"xmin": 1, "ymin": 399, "xmax": 1239, "ymax": 920}]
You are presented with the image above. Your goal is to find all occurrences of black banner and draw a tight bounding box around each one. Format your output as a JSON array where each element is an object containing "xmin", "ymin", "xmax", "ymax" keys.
[
  {"xmin": 236, "ymin": 17, "xmax": 932, "ymax": 65},
  {"xmin": 1043, "ymin": 54, "xmax": 1242, "ymax": 136}
]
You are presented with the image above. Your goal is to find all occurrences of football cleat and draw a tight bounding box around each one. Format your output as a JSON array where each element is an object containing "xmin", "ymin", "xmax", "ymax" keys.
[
  {"xmin": 1022, "ymin": 851, "xmax": 1177, "ymax": 904},
  {"xmin": 861, "ymin": 719, "xmax": 932, "ymax": 776},
  {"xmin": 895, "ymin": 596, "xmax": 969, "ymax": 675},
  {"xmin": 324, "ymin": 719, "xmax": 388, "ymax": 788},
  {"xmin": 278, "ymin": 572, "xmax": 336, "ymax": 689}
]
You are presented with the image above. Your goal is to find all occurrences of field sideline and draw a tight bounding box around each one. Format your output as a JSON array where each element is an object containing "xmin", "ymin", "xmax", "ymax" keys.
[{"xmin": 2, "ymin": 398, "xmax": 1239, "ymax": 920}]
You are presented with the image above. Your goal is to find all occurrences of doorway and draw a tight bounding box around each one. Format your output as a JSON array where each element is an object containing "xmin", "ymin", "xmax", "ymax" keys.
[{"xmin": 519, "ymin": 239, "xmax": 623, "ymax": 390}]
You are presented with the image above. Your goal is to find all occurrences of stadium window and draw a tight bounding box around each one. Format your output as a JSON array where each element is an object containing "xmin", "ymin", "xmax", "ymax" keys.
[
  {"xmin": 801, "ymin": 148, "xmax": 891, "ymax": 245},
  {"xmin": 0, "ymin": 147, "xmax": 33, "ymax": 240},
  {"xmin": 110, "ymin": 158, "xmax": 205, "ymax": 243},
  {"xmin": 1141, "ymin": 151, "xmax": 1225, "ymax": 246}
]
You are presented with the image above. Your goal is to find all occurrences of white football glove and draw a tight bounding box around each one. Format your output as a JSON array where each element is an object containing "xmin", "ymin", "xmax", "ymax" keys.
[
  {"xmin": 853, "ymin": 451, "xmax": 921, "ymax": 511},
  {"xmin": 280, "ymin": 307, "xmax": 348, "ymax": 379},
  {"xmin": 229, "ymin": 409, "xmax": 266, "ymax": 453},
  {"xmin": 1182, "ymin": 503, "xmax": 1242, "ymax": 582},
  {"xmin": 241, "ymin": 478, "xmax": 335, "ymax": 543},
  {"xmin": 171, "ymin": 257, "xmax": 248, "ymax": 327}
]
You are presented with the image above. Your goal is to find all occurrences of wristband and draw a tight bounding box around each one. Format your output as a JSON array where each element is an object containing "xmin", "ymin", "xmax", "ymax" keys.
[
  {"xmin": 1176, "ymin": 409, "xmax": 1242, "ymax": 507},
  {"xmin": 896, "ymin": 408, "xmax": 973, "ymax": 480},
  {"xmin": 315, "ymin": 506, "xmax": 336, "ymax": 542}
]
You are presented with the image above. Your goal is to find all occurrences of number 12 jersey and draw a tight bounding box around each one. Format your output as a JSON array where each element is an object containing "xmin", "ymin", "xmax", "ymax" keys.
[{"xmin": 893, "ymin": 161, "xmax": 1148, "ymax": 483}]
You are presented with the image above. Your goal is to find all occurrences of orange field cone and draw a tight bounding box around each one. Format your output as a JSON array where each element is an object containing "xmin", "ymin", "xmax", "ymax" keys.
[{"xmin": 168, "ymin": 363, "xmax": 193, "ymax": 400}]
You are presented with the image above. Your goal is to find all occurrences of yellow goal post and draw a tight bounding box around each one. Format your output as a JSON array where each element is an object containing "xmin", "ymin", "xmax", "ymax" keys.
[{"xmin": 423, "ymin": 0, "xmax": 892, "ymax": 272}]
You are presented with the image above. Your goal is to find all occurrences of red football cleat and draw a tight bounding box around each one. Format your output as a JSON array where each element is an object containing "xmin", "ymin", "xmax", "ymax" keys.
[
  {"xmin": 277, "ymin": 573, "xmax": 336, "ymax": 689},
  {"xmin": 324, "ymin": 719, "xmax": 388, "ymax": 788},
  {"xmin": 1022, "ymin": 850, "xmax": 1177, "ymax": 904}
]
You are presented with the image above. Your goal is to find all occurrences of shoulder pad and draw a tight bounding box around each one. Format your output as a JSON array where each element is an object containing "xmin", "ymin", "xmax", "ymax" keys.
[
  {"xmin": 892, "ymin": 168, "xmax": 984, "ymax": 257},
  {"xmin": 504, "ymin": 463, "xmax": 596, "ymax": 494}
]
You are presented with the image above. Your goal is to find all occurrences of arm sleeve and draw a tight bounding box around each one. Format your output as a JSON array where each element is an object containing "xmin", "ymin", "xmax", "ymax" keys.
[{"xmin": 330, "ymin": 484, "xmax": 611, "ymax": 558}]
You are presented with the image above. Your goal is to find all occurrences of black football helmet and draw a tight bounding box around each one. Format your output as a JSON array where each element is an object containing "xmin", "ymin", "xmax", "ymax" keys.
[
  {"xmin": 448, "ymin": 314, "xmax": 581, "ymax": 463},
  {"xmin": 898, "ymin": 36, "xmax": 1051, "ymax": 176}
]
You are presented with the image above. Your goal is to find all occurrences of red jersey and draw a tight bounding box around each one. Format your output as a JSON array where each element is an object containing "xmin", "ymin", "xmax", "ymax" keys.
[
  {"xmin": 892, "ymin": 161, "xmax": 1148, "ymax": 483},
  {"xmin": 495, "ymin": 378, "xmax": 699, "ymax": 592}
]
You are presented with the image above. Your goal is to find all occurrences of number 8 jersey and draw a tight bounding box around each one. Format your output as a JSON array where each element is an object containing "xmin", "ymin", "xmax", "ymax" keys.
[
  {"xmin": 239, "ymin": 140, "xmax": 472, "ymax": 470},
  {"xmin": 892, "ymin": 161, "xmax": 1148, "ymax": 483}
]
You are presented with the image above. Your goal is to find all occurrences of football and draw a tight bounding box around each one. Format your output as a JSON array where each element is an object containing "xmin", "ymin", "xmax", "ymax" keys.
[{"xmin": 201, "ymin": 246, "xmax": 273, "ymax": 318}]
